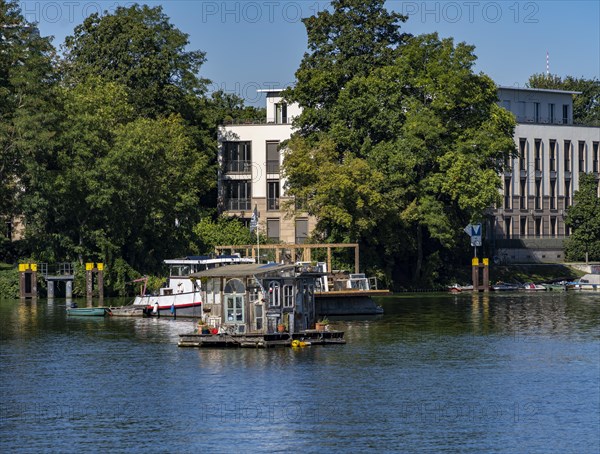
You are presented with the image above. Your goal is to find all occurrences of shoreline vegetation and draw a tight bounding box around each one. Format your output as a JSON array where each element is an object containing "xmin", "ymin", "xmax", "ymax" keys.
[{"xmin": 0, "ymin": 261, "xmax": 587, "ymax": 298}]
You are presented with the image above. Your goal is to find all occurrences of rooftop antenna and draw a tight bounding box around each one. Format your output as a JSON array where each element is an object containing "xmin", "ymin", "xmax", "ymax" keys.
[{"xmin": 546, "ymin": 51, "xmax": 550, "ymax": 76}]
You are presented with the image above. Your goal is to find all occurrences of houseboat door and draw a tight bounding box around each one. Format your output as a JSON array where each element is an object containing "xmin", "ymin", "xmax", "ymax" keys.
[{"xmin": 224, "ymin": 278, "xmax": 245, "ymax": 325}]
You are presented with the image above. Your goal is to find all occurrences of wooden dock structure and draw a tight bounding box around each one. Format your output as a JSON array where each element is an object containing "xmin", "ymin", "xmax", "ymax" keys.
[{"xmin": 178, "ymin": 330, "xmax": 346, "ymax": 348}]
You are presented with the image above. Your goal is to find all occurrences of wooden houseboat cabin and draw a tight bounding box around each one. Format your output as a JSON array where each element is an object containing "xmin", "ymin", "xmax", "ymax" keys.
[{"xmin": 191, "ymin": 263, "xmax": 321, "ymax": 335}]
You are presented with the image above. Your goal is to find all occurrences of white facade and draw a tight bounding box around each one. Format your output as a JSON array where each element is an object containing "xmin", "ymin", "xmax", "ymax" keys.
[{"xmin": 218, "ymin": 89, "xmax": 315, "ymax": 244}]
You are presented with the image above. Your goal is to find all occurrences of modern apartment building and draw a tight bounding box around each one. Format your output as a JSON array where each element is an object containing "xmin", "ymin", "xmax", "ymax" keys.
[
  {"xmin": 218, "ymin": 87, "xmax": 600, "ymax": 262},
  {"xmin": 217, "ymin": 89, "xmax": 316, "ymax": 243}
]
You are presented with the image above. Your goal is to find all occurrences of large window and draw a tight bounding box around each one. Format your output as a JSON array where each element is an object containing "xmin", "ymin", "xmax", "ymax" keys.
[
  {"xmin": 267, "ymin": 180, "xmax": 280, "ymax": 211},
  {"xmin": 267, "ymin": 218, "xmax": 280, "ymax": 241},
  {"xmin": 534, "ymin": 102, "xmax": 540, "ymax": 122},
  {"xmin": 564, "ymin": 140, "xmax": 571, "ymax": 172},
  {"xmin": 549, "ymin": 103, "xmax": 555, "ymax": 123},
  {"xmin": 562, "ymin": 104, "xmax": 569, "ymax": 124},
  {"xmin": 520, "ymin": 216, "xmax": 527, "ymax": 238},
  {"xmin": 275, "ymin": 103, "xmax": 287, "ymax": 124},
  {"xmin": 534, "ymin": 139, "xmax": 542, "ymax": 171},
  {"xmin": 504, "ymin": 178, "xmax": 511, "ymax": 209},
  {"xmin": 550, "ymin": 180, "xmax": 556, "ymax": 210},
  {"xmin": 549, "ymin": 140, "xmax": 556, "ymax": 171},
  {"xmin": 223, "ymin": 141, "xmax": 251, "ymax": 173},
  {"xmin": 565, "ymin": 181, "xmax": 571, "ymax": 207},
  {"xmin": 295, "ymin": 219, "xmax": 309, "ymax": 244},
  {"xmin": 266, "ymin": 141, "xmax": 280, "ymax": 173},
  {"xmin": 519, "ymin": 138, "xmax": 526, "ymax": 171},
  {"xmin": 519, "ymin": 179, "xmax": 526, "ymax": 209},
  {"xmin": 225, "ymin": 180, "xmax": 251, "ymax": 211},
  {"xmin": 593, "ymin": 142, "xmax": 599, "ymax": 173},
  {"xmin": 578, "ymin": 141, "xmax": 586, "ymax": 172}
]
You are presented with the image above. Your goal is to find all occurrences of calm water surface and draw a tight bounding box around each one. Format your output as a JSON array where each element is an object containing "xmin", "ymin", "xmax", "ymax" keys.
[{"xmin": 1, "ymin": 292, "xmax": 598, "ymax": 453}]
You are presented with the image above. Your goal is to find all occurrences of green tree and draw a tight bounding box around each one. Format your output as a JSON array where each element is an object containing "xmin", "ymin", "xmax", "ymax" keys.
[
  {"xmin": 285, "ymin": 0, "xmax": 409, "ymax": 135},
  {"xmin": 565, "ymin": 173, "xmax": 600, "ymax": 263},
  {"xmin": 210, "ymin": 90, "xmax": 266, "ymax": 124},
  {"xmin": 62, "ymin": 4, "xmax": 208, "ymax": 119},
  {"xmin": 193, "ymin": 216, "xmax": 255, "ymax": 254},
  {"xmin": 284, "ymin": 2, "xmax": 516, "ymax": 287},
  {"xmin": 0, "ymin": 0, "xmax": 59, "ymax": 261},
  {"xmin": 527, "ymin": 73, "xmax": 600, "ymax": 126}
]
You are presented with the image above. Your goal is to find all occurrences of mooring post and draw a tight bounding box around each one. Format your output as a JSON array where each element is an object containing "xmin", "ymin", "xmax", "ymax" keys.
[
  {"xmin": 19, "ymin": 264, "xmax": 27, "ymax": 298},
  {"xmin": 97, "ymin": 263, "xmax": 104, "ymax": 304},
  {"xmin": 47, "ymin": 280, "xmax": 55, "ymax": 298},
  {"xmin": 482, "ymin": 258, "xmax": 489, "ymax": 292},
  {"xmin": 472, "ymin": 258, "xmax": 480, "ymax": 291},
  {"xmin": 86, "ymin": 262, "xmax": 94, "ymax": 304},
  {"xmin": 66, "ymin": 280, "xmax": 73, "ymax": 298},
  {"xmin": 18, "ymin": 263, "xmax": 38, "ymax": 299}
]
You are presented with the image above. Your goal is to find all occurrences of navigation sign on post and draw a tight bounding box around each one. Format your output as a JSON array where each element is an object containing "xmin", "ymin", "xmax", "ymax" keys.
[{"xmin": 464, "ymin": 223, "xmax": 482, "ymax": 247}]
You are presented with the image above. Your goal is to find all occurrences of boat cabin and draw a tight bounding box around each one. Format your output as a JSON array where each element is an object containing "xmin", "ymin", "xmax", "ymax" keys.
[
  {"xmin": 190, "ymin": 263, "xmax": 322, "ymax": 334},
  {"xmin": 157, "ymin": 255, "xmax": 254, "ymax": 295}
]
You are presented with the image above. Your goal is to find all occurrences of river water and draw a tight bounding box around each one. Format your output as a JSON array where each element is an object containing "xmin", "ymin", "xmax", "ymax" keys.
[{"xmin": 0, "ymin": 292, "xmax": 598, "ymax": 453}]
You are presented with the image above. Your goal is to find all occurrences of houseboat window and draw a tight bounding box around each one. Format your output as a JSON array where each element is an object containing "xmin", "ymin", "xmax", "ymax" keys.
[
  {"xmin": 226, "ymin": 295, "xmax": 244, "ymax": 322},
  {"xmin": 283, "ymin": 285, "xmax": 294, "ymax": 308},
  {"xmin": 224, "ymin": 278, "xmax": 245, "ymax": 294},
  {"xmin": 268, "ymin": 281, "xmax": 280, "ymax": 306},
  {"xmin": 255, "ymin": 304, "xmax": 263, "ymax": 330},
  {"xmin": 170, "ymin": 265, "xmax": 191, "ymax": 277}
]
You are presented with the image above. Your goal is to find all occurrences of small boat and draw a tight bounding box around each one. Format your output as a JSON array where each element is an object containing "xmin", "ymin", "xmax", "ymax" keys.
[
  {"xmin": 491, "ymin": 282, "xmax": 521, "ymax": 291},
  {"xmin": 567, "ymin": 274, "xmax": 600, "ymax": 291},
  {"xmin": 521, "ymin": 282, "xmax": 546, "ymax": 291},
  {"xmin": 544, "ymin": 282, "xmax": 567, "ymax": 291},
  {"xmin": 447, "ymin": 284, "xmax": 474, "ymax": 293},
  {"xmin": 67, "ymin": 307, "xmax": 111, "ymax": 316}
]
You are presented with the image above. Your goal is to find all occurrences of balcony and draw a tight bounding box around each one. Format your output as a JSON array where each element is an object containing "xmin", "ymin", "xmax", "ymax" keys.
[
  {"xmin": 224, "ymin": 161, "xmax": 252, "ymax": 174},
  {"xmin": 226, "ymin": 199, "xmax": 251, "ymax": 211}
]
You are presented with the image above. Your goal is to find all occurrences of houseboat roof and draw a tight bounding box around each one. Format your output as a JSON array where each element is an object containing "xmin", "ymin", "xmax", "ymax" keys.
[
  {"xmin": 190, "ymin": 263, "xmax": 298, "ymax": 279},
  {"xmin": 164, "ymin": 255, "xmax": 255, "ymax": 265}
]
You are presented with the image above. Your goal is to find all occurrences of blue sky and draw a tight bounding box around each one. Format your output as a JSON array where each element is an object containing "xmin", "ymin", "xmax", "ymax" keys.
[{"xmin": 26, "ymin": 1, "xmax": 600, "ymax": 105}]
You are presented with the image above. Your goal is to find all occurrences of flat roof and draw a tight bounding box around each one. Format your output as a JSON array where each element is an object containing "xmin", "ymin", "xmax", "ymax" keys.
[
  {"xmin": 190, "ymin": 263, "xmax": 295, "ymax": 279},
  {"xmin": 497, "ymin": 85, "xmax": 581, "ymax": 95}
]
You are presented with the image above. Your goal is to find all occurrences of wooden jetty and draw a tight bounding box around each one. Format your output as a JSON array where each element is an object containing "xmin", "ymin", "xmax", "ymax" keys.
[{"xmin": 178, "ymin": 330, "xmax": 346, "ymax": 348}]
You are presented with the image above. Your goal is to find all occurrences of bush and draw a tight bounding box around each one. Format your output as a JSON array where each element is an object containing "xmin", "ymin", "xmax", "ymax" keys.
[{"xmin": 0, "ymin": 264, "xmax": 19, "ymax": 298}]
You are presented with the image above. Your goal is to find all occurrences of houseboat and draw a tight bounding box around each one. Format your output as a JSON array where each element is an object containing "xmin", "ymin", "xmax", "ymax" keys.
[
  {"xmin": 110, "ymin": 255, "xmax": 254, "ymax": 317},
  {"xmin": 177, "ymin": 262, "xmax": 345, "ymax": 348}
]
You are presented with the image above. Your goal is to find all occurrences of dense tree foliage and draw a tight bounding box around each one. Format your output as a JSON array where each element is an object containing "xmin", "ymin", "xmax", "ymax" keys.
[
  {"xmin": 1, "ymin": 0, "xmax": 60, "ymax": 259},
  {"xmin": 0, "ymin": 2, "xmax": 264, "ymax": 294},
  {"xmin": 565, "ymin": 173, "xmax": 600, "ymax": 263},
  {"xmin": 527, "ymin": 73, "xmax": 600, "ymax": 126},
  {"xmin": 283, "ymin": 0, "xmax": 516, "ymax": 287}
]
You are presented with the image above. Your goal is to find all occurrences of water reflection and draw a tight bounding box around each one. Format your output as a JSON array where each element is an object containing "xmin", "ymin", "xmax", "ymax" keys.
[{"xmin": 0, "ymin": 293, "xmax": 598, "ymax": 453}]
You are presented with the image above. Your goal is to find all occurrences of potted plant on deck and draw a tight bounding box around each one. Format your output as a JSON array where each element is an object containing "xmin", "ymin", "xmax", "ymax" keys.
[{"xmin": 315, "ymin": 317, "xmax": 329, "ymax": 331}]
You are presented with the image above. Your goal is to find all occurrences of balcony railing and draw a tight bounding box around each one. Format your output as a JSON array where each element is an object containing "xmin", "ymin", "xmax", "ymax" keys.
[
  {"xmin": 267, "ymin": 198, "xmax": 280, "ymax": 211},
  {"xmin": 226, "ymin": 199, "xmax": 251, "ymax": 211},
  {"xmin": 224, "ymin": 161, "xmax": 252, "ymax": 173}
]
